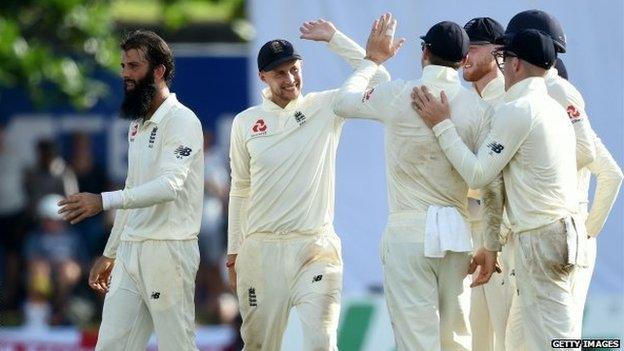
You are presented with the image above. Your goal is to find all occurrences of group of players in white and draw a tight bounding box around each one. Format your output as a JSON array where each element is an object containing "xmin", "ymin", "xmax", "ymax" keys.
[
  {"xmin": 227, "ymin": 9, "xmax": 623, "ymax": 351},
  {"xmin": 56, "ymin": 8, "xmax": 621, "ymax": 351}
]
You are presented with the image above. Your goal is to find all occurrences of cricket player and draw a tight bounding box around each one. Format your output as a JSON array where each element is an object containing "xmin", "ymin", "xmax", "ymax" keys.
[
  {"xmin": 498, "ymin": 9, "xmax": 624, "ymax": 336},
  {"xmin": 227, "ymin": 18, "xmax": 390, "ymax": 351},
  {"xmin": 332, "ymin": 19, "xmax": 495, "ymax": 350},
  {"xmin": 413, "ymin": 29, "xmax": 582, "ymax": 350},
  {"xmin": 58, "ymin": 30, "xmax": 204, "ymax": 350},
  {"xmin": 461, "ymin": 17, "xmax": 512, "ymax": 351}
]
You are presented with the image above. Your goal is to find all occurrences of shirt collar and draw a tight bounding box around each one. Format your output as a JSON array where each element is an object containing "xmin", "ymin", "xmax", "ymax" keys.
[
  {"xmin": 420, "ymin": 65, "xmax": 461, "ymax": 99},
  {"xmin": 147, "ymin": 93, "xmax": 177, "ymax": 125},
  {"xmin": 477, "ymin": 74, "xmax": 505, "ymax": 102},
  {"xmin": 545, "ymin": 67, "xmax": 559, "ymax": 80},
  {"xmin": 503, "ymin": 77, "xmax": 548, "ymax": 102},
  {"xmin": 261, "ymin": 88, "xmax": 303, "ymax": 112}
]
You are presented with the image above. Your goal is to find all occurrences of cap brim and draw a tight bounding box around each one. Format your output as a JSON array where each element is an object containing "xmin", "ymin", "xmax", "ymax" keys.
[
  {"xmin": 469, "ymin": 39, "xmax": 494, "ymax": 45},
  {"xmin": 494, "ymin": 34, "xmax": 511, "ymax": 45},
  {"xmin": 260, "ymin": 54, "xmax": 302, "ymax": 72}
]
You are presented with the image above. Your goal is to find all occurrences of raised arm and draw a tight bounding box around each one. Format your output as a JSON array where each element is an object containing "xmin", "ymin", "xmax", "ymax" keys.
[
  {"xmin": 300, "ymin": 19, "xmax": 390, "ymax": 87},
  {"xmin": 331, "ymin": 13, "xmax": 405, "ymax": 120}
]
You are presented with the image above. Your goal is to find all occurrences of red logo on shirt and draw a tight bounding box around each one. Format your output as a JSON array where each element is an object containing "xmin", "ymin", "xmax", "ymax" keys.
[
  {"xmin": 566, "ymin": 105, "xmax": 581, "ymax": 123},
  {"xmin": 252, "ymin": 119, "xmax": 267, "ymax": 133},
  {"xmin": 362, "ymin": 88, "xmax": 375, "ymax": 103},
  {"xmin": 129, "ymin": 122, "xmax": 138, "ymax": 141}
]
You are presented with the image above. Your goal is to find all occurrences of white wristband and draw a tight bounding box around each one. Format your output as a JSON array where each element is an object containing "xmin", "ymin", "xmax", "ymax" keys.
[{"xmin": 101, "ymin": 190, "xmax": 124, "ymax": 211}]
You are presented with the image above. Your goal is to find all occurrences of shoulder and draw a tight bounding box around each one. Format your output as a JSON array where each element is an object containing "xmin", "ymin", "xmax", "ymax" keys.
[
  {"xmin": 546, "ymin": 76, "xmax": 585, "ymax": 108},
  {"xmin": 168, "ymin": 101, "xmax": 202, "ymax": 130}
]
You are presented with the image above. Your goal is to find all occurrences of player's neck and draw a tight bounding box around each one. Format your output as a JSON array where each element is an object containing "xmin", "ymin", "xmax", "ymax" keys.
[
  {"xmin": 474, "ymin": 69, "xmax": 500, "ymax": 97},
  {"xmin": 146, "ymin": 87, "xmax": 170, "ymax": 119}
]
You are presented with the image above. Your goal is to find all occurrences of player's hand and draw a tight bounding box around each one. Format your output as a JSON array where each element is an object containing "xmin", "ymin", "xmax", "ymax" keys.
[
  {"xmin": 89, "ymin": 256, "xmax": 114, "ymax": 294},
  {"xmin": 411, "ymin": 86, "xmax": 451, "ymax": 127},
  {"xmin": 468, "ymin": 247, "xmax": 501, "ymax": 288},
  {"xmin": 299, "ymin": 19, "xmax": 336, "ymax": 42},
  {"xmin": 365, "ymin": 13, "xmax": 406, "ymax": 65},
  {"xmin": 58, "ymin": 192, "xmax": 103, "ymax": 224},
  {"xmin": 226, "ymin": 254, "xmax": 237, "ymax": 293}
]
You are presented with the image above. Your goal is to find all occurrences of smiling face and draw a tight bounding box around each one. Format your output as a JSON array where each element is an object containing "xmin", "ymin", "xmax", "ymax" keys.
[
  {"xmin": 259, "ymin": 59, "xmax": 303, "ymax": 108},
  {"xmin": 463, "ymin": 43, "xmax": 497, "ymax": 82}
]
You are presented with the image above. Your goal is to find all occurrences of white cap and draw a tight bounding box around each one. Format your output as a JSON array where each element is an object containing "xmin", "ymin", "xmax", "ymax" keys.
[{"xmin": 37, "ymin": 194, "xmax": 64, "ymax": 220}]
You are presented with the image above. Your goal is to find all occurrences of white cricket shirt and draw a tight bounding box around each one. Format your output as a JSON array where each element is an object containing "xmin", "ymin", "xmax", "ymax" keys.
[
  {"xmin": 103, "ymin": 94, "xmax": 204, "ymax": 258},
  {"xmin": 333, "ymin": 61, "xmax": 491, "ymax": 217},
  {"xmin": 433, "ymin": 77, "xmax": 578, "ymax": 233}
]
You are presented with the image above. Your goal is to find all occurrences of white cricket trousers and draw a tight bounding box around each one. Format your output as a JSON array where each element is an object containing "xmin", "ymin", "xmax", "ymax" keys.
[
  {"xmin": 96, "ymin": 240, "xmax": 200, "ymax": 351},
  {"xmin": 571, "ymin": 209, "xmax": 595, "ymax": 337},
  {"xmin": 505, "ymin": 218, "xmax": 580, "ymax": 351},
  {"xmin": 381, "ymin": 211, "xmax": 472, "ymax": 351},
  {"xmin": 467, "ymin": 199, "xmax": 513, "ymax": 351},
  {"xmin": 235, "ymin": 227, "xmax": 343, "ymax": 351}
]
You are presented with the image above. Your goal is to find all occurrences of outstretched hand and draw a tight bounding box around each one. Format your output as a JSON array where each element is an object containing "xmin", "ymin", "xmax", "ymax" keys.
[
  {"xmin": 300, "ymin": 19, "xmax": 337, "ymax": 42},
  {"xmin": 365, "ymin": 13, "xmax": 406, "ymax": 65}
]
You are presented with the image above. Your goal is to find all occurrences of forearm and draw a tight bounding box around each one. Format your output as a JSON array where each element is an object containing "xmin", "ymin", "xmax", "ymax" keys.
[
  {"xmin": 482, "ymin": 175, "xmax": 505, "ymax": 252},
  {"xmin": 227, "ymin": 195, "xmax": 248, "ymax": 254},
  {"xmin": 332, "ymin": 60, "xmax": 382, "ymax": 118},
  {"xmin": 586, "ymin": 140, "xmax": 623, "ymax": 236},
  {"xmin": 327, "ymin": 31, "xmax": 390, "ymax": 87},
  {"xmin": 102, "ymin": 171, "xmax": 186, "ymax": 210}
]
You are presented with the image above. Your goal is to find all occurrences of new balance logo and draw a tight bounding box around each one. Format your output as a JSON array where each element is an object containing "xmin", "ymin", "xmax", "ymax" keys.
[
  {"xmin": 248, "ymin": 287, "xmax": 257, "ymax": 307},
  {"xmin": 174, "ymin": 146, "xmax": 192, "ymax": 159},
  {"xmin": 150, "ymin": 292, "xmax": 160, "ymax": 299},
  {"xmin": 487, "ymin": 141, "xmax": 505, "ymax": 154},
  {"xmin": 312, "ymin": 275, "xmax": 323, "ymax": 283}
]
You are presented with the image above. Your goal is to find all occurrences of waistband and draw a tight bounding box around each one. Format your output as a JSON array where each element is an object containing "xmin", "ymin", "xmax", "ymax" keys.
[{"xmin": 247, "ymin": 224, "xmax": 335, "ymax": 240}]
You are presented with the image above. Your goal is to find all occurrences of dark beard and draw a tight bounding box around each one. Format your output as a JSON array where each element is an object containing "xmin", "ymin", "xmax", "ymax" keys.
[{"xmin": 119, "ymin": 71, "xmax": 157, "ymax": 120}]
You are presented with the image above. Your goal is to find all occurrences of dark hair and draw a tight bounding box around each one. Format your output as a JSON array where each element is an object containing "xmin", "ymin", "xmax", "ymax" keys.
[
  {"xmin": 121, "ymin": 30, "xmax": 175, "ymax": 86},
  {"xmin": 428, "ymin": 51, "xmax": 462, "ymax": 69}
]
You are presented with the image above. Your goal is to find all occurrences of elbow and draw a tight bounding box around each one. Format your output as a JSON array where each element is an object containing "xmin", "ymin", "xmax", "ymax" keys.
[
  {"xmin": 578, "ymin": 148, "xmax": 597, "ymax": 170},
  {"xmin": 331, "ymin": 94, "xmax": 348, "ymax": 117}
]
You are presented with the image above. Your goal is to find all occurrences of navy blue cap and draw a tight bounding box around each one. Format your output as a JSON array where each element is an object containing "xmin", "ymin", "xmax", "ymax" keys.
[
  {"xmin": 554, "ymin": 57, "xmax": 568, "ymax": 80},
  {"xmin": 257, "ymin": 39, "xmax": 302, "ymax": 72},
  {"xmin": 420, "ymin": 21, "xmax": 469, "ymax": 61},
  {"xmin": 497, "ymin": 10, "xmax": 566, "ymax": 53},
  {"xmin": 501, "ymin": 29, "xmax": 556, "ymax": 69},
  {"xmin": 464, "ymin": 17, "xmax": 505, "ymax": 44}
]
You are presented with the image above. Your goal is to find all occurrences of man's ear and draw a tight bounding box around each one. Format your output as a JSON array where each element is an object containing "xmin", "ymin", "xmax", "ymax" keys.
[
  {"xmin": 154, "ymin": 64, "xmax": 166, "ymax": 82},
  {"xmin": 259, "ymin": 71, "xmax": 267, "ymax": 83}
]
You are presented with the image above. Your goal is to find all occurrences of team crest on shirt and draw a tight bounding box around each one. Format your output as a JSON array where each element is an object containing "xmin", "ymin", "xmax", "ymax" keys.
[
  {"xmin": 566, "ymin": 105, "xmax": 582, "ymax": 124},
  {"xmin": 148, "ymin": 127, "xmax": 158, "ymax": 148},
  {"xmin": 362, "ymin": 88, "xmax": 375, "ymax": 103},
  {"xmin": 251, "ymin": 118, "xmax": 268, "ymax": 136},
  {"xmin": 294, "ymin": 111, "xmax": 307, "ymax": 126}
]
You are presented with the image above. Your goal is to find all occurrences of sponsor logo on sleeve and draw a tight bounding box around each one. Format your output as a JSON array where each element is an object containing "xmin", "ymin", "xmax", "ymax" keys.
[
  {"xmin": 487, "ymin": 141, "xmax": 505, "ymax": 154},
  {"xmin": 566, "ymin": 105, "xmax": 582, "ymax": 124},
  {"xmin": 362, "ymin": 88, "xmax": 375, "ymax": 103},
  {"xmin": 174, "ymin": 145, "xmax": 192, "ymax": 159}
]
